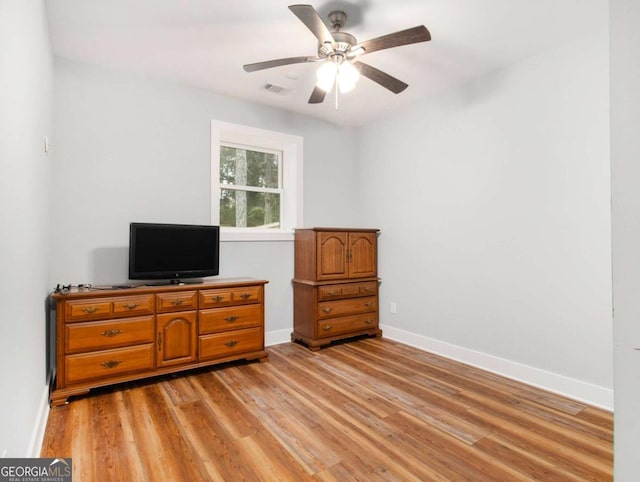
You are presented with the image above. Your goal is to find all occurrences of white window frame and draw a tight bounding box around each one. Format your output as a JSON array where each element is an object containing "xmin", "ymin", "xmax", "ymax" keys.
[{"xmin": 211, "ymin": 120, "xmax": 303, "ymax": 241}]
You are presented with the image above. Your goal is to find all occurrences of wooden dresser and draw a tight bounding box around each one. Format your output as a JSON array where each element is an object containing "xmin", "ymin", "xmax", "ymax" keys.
[
  {"xmin": 51, "ymin": 278, "xmax": 268, "ymax": 406},
  {"xmin": 292, "ymin": 228, "xmax": 382, "ymax": 350}
]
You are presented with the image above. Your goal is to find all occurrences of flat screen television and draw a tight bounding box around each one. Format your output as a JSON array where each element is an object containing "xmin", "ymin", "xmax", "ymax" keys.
[{"xmin": 129, "ymin": 222, "xmax": 220, "ymax": 283}]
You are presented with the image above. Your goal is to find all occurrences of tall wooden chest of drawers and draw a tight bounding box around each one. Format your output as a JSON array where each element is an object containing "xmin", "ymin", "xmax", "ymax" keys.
[
  {"xmin": 292, "ymin": 228, "xmax": 382, "ymax": 350},
  {"xmin": 51, "ymin": 278, "xmax": 267, "ymax": 406}
]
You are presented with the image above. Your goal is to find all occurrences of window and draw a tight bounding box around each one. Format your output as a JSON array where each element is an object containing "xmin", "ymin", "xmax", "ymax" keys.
[{"xmin": 211, "ymin": 121, "xmax": 303, "ymax": 241}]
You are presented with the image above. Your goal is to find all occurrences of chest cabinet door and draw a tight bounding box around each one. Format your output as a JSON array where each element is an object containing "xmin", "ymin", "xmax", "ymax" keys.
[
  {"xmin": 316, "ymin": 232, "xmax": 349, "ymax": 280},
  {"xmin": 348, "ymin": 232, "xmax": 377, "ymax": 279}
]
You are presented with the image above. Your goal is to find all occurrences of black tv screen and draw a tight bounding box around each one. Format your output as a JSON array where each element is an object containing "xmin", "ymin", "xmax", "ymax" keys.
[{"xmin": 129, "ymin": 223, "xmax": 220, "ymax": 281}]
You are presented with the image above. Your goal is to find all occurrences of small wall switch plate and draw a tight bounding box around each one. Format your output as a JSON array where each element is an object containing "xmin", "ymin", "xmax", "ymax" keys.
[{"xmin": 390, "ymin": 302, "xmax": 398, "ymax": 314}]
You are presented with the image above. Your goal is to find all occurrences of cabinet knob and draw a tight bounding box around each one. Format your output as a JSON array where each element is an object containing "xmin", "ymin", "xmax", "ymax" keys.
[
  {"xmin": 102, "ymin": 328, "xmax": 123, "ymax": 337},
  {"xmin": 322, "ymin": 307, "xmax": 333, "ymax": 314},
  {"xmin": 82, "ymin": 306, "xmax": 99, "ymax": 314},
  {"xmin": 225, "ymin": 340, "xmax": 238, "ymax": 348},
  {"xmin": 224, "ymin": 315, "xmax": 239, "ymax": 322},
  {"xmin": 240, "ymin": 293, "xmax": 251, "ymax": 300},
  {"xmin": 123, "ymin": 303, "xmax": 138, "ymax": 310},
  {"xmin": 322, "ymin": 325, "xmax": 332, "ymax": 332},
  {"xmin": 101, "ymin": 360, "xmax": 122, "ymax": 369},
  {"xmin": 212, "ymin": 295, "xmax": 223, "ymax": 302}
]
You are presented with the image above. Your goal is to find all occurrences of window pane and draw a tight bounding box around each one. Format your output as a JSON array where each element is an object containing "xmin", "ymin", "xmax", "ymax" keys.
[
  {"xmin": 220, "ymin": 189, "xmax": 281, "ymax": 229},
  {"xmin": 220, "ymin": 146, "xmax": 279, "ymax": 189}
]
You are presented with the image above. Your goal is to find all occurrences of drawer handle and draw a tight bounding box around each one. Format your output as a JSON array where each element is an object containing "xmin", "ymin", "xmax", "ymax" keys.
[
  {"xmin": 322, "ymin": 325, "xmax": 332, "ymax": 332},
  {"xmin": 322, "ymin": 307, "xmax": 333, "ymax": 314},
  {"xmin": 364, "ymin": 302, "xmax": 373, "ymax": 308},
  {"xmin": 327, "ymin": 290, "xmax": 337, "ymax": 296},
  {"xmin": 101, "ymin": 360, "xmax": 122, "ymax": 369},
  {"xmin": 171, "ymin": 299, "xmax": 184, "ymax": 306},
  {"xmin": 212, "ymin": 295, "xmax": 224, "ymax": 302},
  {"xmin": 224, "ymin": 316, "xmax": 239, "ymax": 322},
  {"xmin": 225, "ymin": 340, "xmax": 238, "ymax": 348},
  {"xmin": 240, "ymin": 293, "xmax": 251, "ymax": 300},
  {"xmin": 82, "ymin": 306, "xmax": 100, "ymax": 314},
  {"xmin": 102, "ymin": 328, "xmax": 123, "ymax": 337},
  {"xmin": 157, "ymin": 333, "xmax": 162, "ymax": 351},
  {"xmin": 363, "ymin": 287, "xmax": 371, "ymax": 292},
  {"xmin": 365, "ymin": 319, "xmax": 374, "ymax": 325},
  {"xmin": 123, "ymin": 303, "xmax": 139, "ymax": 310}
]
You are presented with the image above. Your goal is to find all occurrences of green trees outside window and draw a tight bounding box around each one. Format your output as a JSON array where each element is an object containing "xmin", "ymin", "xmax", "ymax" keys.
[{"xmin": 219, "ymin": 145, "xmax": 282, "ymax": 228}]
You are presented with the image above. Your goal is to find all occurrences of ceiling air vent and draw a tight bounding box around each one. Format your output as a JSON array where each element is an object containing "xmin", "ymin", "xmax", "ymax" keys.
[{"xmin": 263, "ymin": 83, "xmax": 289, "ymax": 94}]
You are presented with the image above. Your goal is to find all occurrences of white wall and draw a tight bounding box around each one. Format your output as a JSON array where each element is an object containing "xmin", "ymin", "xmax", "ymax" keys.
[
  {"xmin": 0, "ymin": 0, "xmax": 53, "ymax": 457},
  {"xmin": 610, "ymin": 0, "xmax": 640, "ymax": 478},
  {"xmin": 51, "ymin": 58, "xmax": 358, "ymax": 337},
  {"xmin": 356, "ymin": 31, "xmax": 613, "ymax": 406}
]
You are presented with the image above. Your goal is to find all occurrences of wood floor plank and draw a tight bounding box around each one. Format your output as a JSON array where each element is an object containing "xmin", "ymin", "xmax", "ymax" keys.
[
  {"xmin": 268, "ymin": 342, "xmax": 401, "ymax": 418},
  {"xmin": 188, "ymin": 371, "xmax": 262, "ymax": 440},
  {"xmin": 359, "ymin": 338, "xmax": 588, "ymax": 414},
  {"xmin": 41, "ymin": 338, "xmax": 612, "ymax": 480}
]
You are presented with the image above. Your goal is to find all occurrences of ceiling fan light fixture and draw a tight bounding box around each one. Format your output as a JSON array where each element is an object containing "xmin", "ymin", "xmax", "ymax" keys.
[
  {"xmin": 316, "ymin": 61, "xmax": 338, "ymax": 92},
  {"xmin": 338, "ymin": 61, "xmax": 360, "ymax": 93},
  {"xmin": 316, "ymin": 58, "xmax": 360, "ymax": 94}
]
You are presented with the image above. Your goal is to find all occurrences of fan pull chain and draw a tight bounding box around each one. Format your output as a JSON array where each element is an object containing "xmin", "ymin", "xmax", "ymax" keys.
[{"xmin": 334, "ymin": 75, "xmax": 339, "ymax": 110}]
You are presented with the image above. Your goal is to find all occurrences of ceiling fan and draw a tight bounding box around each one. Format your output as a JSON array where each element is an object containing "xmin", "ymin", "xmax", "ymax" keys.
[{"xmin": 243, "ymin": 4, "xmax": 431, "ymax": 105}]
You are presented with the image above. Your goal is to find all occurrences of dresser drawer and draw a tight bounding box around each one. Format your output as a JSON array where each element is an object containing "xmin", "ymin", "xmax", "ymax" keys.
[
  {"xmin": 199, "ymin": 286, "xmax": 262, "ymax": 308},
  {"xmin": 318, "ymin": 281, "xmax": 378, "ymax": 301},
  {"xmin": 65, "ymin": 315, "xmax": 155, "ymax": 353},
  {"xmin": 199, "ymin": 305, "xmax": 261, "ymax": 334},
  {"xmin": 318, "ymin": 313, "xmax": 378, "ymax": 338},
  {"xmin": 65, "ymin": 344, "xmax": 154, "ymax": 385},
  {"xmin": 65, "ymin": 294, "xmax": 154, "ymax": 322},
  {"xmin": 199, "ymin": 327, "xmax": 263, "ymax": 361},
  {"xmin": 111, "ymin": 295, "xmax": 154, "ymax": 316},
  {"xmin": 66, "ymin": 299, "xmax": 113, "ymax": 321},
  {"xmin": 156, "ymin": 291, "xmax": 198, "ymax": 312},
  {"xmin": 317, "ymin": 296, "xmax": 377, "ymax": 320}
]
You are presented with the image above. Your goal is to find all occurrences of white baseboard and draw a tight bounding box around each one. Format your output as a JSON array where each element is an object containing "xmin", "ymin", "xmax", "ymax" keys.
[
  {"xmin": 26, "ymin": 384, "xmax": 50, "ymax": 458},
  {"xmin": 265, "ymin": 328, "xmax": 291, "ymax": 347},
  {"xmin": 381, "ymin": 324, "xmax": 614, "ymax": 411}
]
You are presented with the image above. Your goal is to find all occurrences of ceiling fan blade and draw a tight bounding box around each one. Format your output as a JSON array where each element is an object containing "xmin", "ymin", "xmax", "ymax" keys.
[
  {"xmin": 243, "ymin": 56, "xmax": 322, "ymax": 72},
  {"xmin": 288, "ymin": 4, "xmax": 335, "ymax": 46},
  {"xmin": 354, "ymin": 62, "xmax": 408, "ymax": 94},
  {"xmin": 308, "ymin": 86, "xmax": 327, "ymax": 104},
  {"xmin": 353, "ymin": 25, "xmax": 431, "ymax": 56}
]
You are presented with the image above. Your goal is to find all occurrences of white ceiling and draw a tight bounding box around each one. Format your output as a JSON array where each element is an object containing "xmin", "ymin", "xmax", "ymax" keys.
[{"xmin": 45, "ymin": 0, "xmax": 607, "ymax": 127}]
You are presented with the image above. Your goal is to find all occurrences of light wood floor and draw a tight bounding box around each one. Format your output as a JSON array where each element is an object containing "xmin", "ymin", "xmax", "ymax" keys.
[{"xmin": 41, "ymin": 338, "xmax": 612, "ymax": 481}]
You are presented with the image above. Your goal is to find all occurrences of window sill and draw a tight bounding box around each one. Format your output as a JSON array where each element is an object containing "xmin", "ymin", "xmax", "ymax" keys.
[{"xmin": 220, "ymin": 229, "xmax": 294, "ymax": 242}]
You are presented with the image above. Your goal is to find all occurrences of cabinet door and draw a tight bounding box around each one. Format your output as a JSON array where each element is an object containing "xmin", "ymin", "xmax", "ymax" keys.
[
  {"xmin": 316, "ymin": 232, "xmax": 349, "ymax": 280},
  {"xmin": 348, "ymin": 232, "xmax": 377, "ymax": 278},
  {"xmin": 156, "ymin": 311, "xmax": 197, "ymax": 368}
]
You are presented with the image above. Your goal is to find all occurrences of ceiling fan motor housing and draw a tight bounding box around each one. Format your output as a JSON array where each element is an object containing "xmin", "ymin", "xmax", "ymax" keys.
[{"xmin": 319, "ymin": 31, "xmax": 357, "ymax": 59}]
